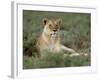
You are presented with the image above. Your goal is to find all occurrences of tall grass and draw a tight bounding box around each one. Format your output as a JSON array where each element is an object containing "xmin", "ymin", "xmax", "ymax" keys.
[{"xmin": 23, "ymin": 50, "xmax": 90, "ymax": 69}]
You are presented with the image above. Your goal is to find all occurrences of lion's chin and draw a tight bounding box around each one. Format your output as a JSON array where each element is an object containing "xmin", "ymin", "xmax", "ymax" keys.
[{"xmin": 51, "ymin": 34, "xmax": 57, "ymax": 38}]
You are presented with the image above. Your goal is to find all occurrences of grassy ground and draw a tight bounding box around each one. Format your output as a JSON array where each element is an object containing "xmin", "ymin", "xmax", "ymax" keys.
[{"xmin": 23, "ymin": 10, "xmax": 91, "ymax": 69}]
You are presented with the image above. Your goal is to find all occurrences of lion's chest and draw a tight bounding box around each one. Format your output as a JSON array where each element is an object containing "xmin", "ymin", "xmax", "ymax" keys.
[{"xmin": 44, "ymin": 38, "xmax": 61, "ymax": 52}]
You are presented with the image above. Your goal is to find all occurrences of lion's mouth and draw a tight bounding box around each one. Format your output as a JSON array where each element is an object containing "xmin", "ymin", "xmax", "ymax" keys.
[{"xmin": 50, "ymin": 32, "xmax": 57, "ymax": 38}]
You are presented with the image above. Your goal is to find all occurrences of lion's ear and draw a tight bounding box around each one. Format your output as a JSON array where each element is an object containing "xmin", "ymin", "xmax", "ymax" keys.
[
  {"xmin": 56, "ymin": 19, "xmax": 62, "ymax": 26},
  {"xmin": 43, "ymin": 18, "xmax": 48, "ymax": 25}
]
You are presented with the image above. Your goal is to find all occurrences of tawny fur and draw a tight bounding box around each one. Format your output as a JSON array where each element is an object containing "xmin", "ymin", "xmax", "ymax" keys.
[{"xmin": 36, "ymin": 18, "xmax": 79, "ymax": 56}]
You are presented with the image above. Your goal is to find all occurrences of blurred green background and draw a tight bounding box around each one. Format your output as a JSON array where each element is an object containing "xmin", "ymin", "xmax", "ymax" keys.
[{"xmin": 23, "ymin": 10, "xmax": 91, "ymax": 69}]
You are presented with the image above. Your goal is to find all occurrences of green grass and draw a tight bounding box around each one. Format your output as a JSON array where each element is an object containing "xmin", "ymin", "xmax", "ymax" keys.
[
  {"xmin": 23, "ymin": 10, "xmax": 91, "ymax": 69},
  {"xmin": 23, "ymin": 50, "xmax": 90, "ymax": 69}
]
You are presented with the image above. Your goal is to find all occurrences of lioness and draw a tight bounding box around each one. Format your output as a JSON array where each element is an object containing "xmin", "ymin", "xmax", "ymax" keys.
[{"xmin": 36, "ymin": 18, "xmax": 79, "ymax": 56}]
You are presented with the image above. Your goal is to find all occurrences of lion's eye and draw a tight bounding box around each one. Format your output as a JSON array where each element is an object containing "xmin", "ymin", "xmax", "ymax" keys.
[
  {"xmin": 49, "ymin": 24, "xmax": 52, "ymax": 26},
  {"xmin": 49, "ymin": 24, "xmax": 52, "ymax": 29},
  {"xmin": 56, "ymin": 24, "xmax": 58, "ymax": 26},
  {"xmin": 55, "ymin": 24, "xmax": 58, "ymax": 27}
]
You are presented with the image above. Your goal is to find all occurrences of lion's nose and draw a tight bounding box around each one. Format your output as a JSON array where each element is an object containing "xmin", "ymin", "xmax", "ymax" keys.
[{"xmin": 53, "ymin": 30, "xmax": 57, "ymax": 32}]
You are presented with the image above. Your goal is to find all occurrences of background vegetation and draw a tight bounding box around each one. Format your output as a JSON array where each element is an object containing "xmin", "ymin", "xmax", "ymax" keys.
[{"xmin": 23, "ymin": 10, "xmax": 91, "ymax": 69}]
